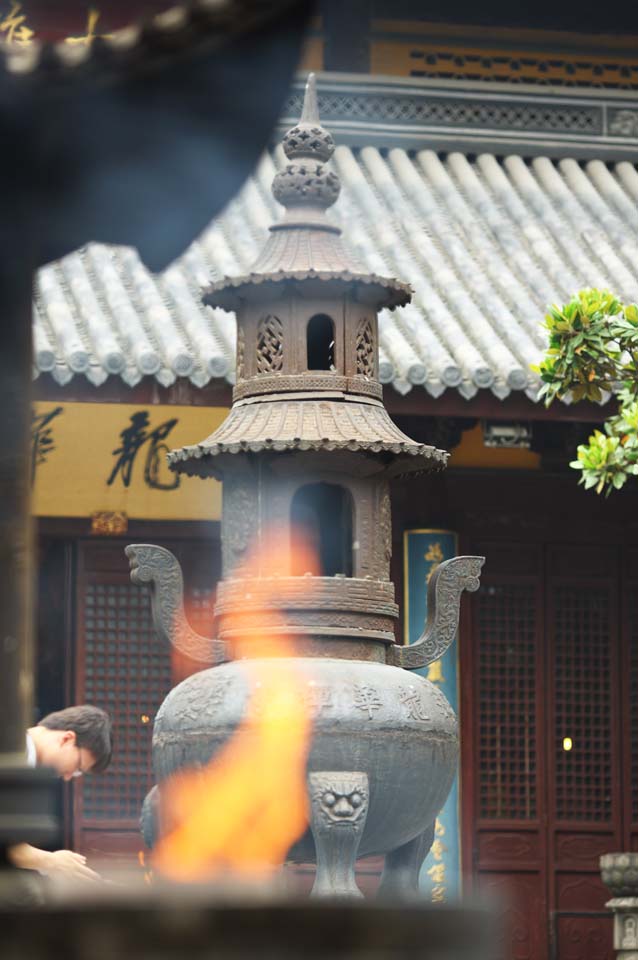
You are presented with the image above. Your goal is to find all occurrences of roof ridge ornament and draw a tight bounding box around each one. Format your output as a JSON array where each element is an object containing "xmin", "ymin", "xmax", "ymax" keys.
[{"xmin": 272, "ymin": 72, "xmax": 341, "ymax": 214}]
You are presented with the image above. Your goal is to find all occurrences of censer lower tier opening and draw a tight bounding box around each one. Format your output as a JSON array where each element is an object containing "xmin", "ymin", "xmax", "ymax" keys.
[
  {"xmin": 291, "ymin": 482, "xmax": 353, "ymax": 577},
  {"xmin": 307, "ymin": 314, "xmax": 335, "ymax": 371}
]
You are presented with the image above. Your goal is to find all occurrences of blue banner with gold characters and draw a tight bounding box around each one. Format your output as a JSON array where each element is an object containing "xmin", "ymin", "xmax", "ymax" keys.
[{"xmin": 403, "ymin": 529, "xmax": 460, "ymax": 902}]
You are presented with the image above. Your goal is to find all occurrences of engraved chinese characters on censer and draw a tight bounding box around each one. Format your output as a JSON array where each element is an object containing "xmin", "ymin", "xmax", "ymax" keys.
[{"xmin": 127, "ymin": 74, "xmax": 484, "ymax": 898}]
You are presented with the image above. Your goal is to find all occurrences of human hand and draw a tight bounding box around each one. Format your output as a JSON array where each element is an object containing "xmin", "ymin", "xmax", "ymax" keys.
[{"xmin": 41, "ymin": 850, "xmax": 101, "ymax": 881}]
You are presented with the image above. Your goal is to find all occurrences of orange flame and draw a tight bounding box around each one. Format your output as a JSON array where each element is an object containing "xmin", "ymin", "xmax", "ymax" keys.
[{"xmin": 152, "ymin": 530, "xmax": 318, "ymax": 882}]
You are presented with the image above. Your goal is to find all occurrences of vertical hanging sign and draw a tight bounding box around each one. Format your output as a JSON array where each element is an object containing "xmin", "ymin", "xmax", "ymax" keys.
[{"xmin": 403, "ymin": 529, "xmax": 461, "ymax": 902}]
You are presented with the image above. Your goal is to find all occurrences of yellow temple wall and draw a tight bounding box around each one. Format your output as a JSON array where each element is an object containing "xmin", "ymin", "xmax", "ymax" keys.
[
  {"xmin": 32, "ymin": 401, "xmax": 226, "ymax": 521},
  {"xmin": 448, "ymin": 423, "xmax": 541, "ymax": 470}
]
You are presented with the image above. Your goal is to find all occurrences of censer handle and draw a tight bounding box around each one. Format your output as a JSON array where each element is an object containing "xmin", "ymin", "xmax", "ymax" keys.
[
  {"xmin": 125, "ymin": 544, "xmax": 227, "ymax": 665},
  {"xmin": 388, "ymin": 556, "xmax": 484, "ymax": 671}
]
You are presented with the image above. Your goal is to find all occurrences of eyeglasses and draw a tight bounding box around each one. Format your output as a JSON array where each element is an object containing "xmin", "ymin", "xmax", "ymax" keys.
[{"xmin": 71, "ymin": 746, "xmax": 85, "ymax": 779}]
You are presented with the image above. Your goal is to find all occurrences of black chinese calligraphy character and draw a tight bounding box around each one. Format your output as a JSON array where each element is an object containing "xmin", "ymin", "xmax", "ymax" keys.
[
  {"xmin": 107, "ymin": 412, "xmax": 180, "ymax": 491},
  {"xmin": 31, "ymin": 406, "xmax": 63, "ymax": 484}
]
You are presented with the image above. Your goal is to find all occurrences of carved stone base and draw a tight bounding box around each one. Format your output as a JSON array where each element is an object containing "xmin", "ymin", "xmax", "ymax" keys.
[
  {"xmin": 378, "ymin": 823, "xmax": 435, "ymax": 897},
  {"xmin": 308, "ymin": 771, "xmax": 369, "ymax": 899}
]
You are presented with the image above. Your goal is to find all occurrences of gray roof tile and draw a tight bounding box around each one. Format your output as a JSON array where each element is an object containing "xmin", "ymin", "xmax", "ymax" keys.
[{"xmin": 33, "ymin": 148, "xmax": 638, "ymax": 400}]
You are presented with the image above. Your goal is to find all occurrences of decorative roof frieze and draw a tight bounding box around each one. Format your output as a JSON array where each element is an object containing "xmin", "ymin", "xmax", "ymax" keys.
[{"xmin": 279, "ymin": 73, "xmax": 638, "ymax": 161}]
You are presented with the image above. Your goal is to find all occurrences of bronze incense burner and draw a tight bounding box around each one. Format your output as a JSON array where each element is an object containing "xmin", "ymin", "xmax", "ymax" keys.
[{"xmin": 127, "ymin": 75, "xmax": 483, "ymax": 898}]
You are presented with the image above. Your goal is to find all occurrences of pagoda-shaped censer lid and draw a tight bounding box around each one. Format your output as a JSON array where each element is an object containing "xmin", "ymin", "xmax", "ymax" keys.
[
  {"xmin": 203, "ymin": 74, "xmax": 411, "ymax": 312},
  {"xmin": 168, "ymin": 74, "xmax": 447, "ymax": 480}
]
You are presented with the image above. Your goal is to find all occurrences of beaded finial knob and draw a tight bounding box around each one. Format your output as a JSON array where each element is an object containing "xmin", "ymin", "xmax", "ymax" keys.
[{"xmin": 273, "ymin": 73, "xmax": 341, "ymax": 210}]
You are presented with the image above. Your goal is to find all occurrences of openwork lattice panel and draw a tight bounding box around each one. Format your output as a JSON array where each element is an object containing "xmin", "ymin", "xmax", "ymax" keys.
[
  {"xmin": 256, "ymin": 314, "xmax": 284, "ymax": 374},
  {"xmin": 355, "ymin": 318, "xmax": 375, "ymax": 378},
  {"xmin": 81, "ymin": 581, "xmax": 172, "ymax": 820},
  {"xmin": 553, "ymin": 585, "xmax": 612, "ymax": 822},
  {"xmin": 379, "ymin": 43, "xmax": 638, "ymax": 90},
  {"xmin": 236, "ymin": 324, "xmax": 245, "ymax": 381},
  {"xmin": 476, "ymin": 582, "xmax": 538, "ymax": 820},
  {"xmin": 284, "ymin": 90, "xmax": 601, "ymax": 133}
]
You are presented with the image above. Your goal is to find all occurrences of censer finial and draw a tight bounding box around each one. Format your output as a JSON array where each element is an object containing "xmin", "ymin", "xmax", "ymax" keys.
[
  {"xmin": 273, "ymin": 73, "xmax": 340, "ymax": 211},
  {"xmin": 300, "ymin": 72, "xmax": 320, "ymax": 124}
]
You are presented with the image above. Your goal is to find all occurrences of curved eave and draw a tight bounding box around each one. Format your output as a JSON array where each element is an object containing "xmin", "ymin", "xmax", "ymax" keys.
[
  {"xmin": 202, "ymin": 270, "xmax": 412, "ymax": 311},
  {"xmin": 168, "ymin": 437, "xmax": 447, "ymax": 477}
]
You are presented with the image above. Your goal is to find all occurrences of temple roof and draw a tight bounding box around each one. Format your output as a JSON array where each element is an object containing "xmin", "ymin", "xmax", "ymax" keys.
[{"xmin": 33, "ymin": 146, "xmax": 638, "ymax": 400}]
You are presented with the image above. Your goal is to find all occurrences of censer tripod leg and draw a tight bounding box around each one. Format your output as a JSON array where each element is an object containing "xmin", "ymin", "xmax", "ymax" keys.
[
  {"xmin": 307, "ymin": 771, "xmax": 369, "ymax": 899},
  {"xmin": 378, "ymin": 821, "xmax": 435, "ymax": 896}
]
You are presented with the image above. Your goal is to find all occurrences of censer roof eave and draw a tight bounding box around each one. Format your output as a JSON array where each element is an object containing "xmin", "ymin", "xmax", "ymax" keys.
[
  {"xmin": 168, "ymin": 440, "xmax": 448, "ymax": 480},
  {"xmin": 202, "ymin": 268, "xmax": 412, "ymax": 312},
  {"xmin": 166, "ymin": 395, "xmax": 449, "ymax": 475}
]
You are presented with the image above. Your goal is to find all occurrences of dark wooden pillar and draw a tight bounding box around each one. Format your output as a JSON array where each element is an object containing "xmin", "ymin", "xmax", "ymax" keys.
[
  {"xmin": 0, "ymin": 224, "xmax": 35, "ymax": 759},
  {"xmin": 0, "ymin": 148, "xmax": 57, "ymax": 864}
]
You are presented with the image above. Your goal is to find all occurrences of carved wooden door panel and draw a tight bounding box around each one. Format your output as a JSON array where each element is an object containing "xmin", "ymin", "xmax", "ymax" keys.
[
  {"xmin": 465, "ymin": 541, "xmax": 548, "ymax": 960},
  {"xmin": 464, "ymin": 540, "xmax": 627, "ymax": 960},
  {"xmin": 547, "ymin": 546, "xmax": 619, "ymax": 960},
  {"xmin": 74, "ymin": 537, "xmax": 218, "ymax": 862},
  {"xmin": 623, "ymin": 546, "xmax": 638, "ymax": 856}
]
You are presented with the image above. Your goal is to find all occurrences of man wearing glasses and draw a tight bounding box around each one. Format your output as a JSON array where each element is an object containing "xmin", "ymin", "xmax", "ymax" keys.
[{"xmin": 9, "ymin": 705, "xmax": 112, "ymax": 881}]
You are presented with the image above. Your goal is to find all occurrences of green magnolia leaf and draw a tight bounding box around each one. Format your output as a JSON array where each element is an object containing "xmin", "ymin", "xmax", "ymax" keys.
[
  {"xmin": 571, "ymin": 384, "xmax": 587, "ymax": 402},
  {"xmin": 538, "ymin": 287, "xmax": 637, "ymax": 493}
]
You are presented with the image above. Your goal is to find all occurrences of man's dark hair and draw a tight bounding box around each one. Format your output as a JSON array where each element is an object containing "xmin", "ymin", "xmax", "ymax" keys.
[{"xmin": 39, "ymin": 705, "xmax": 112, "ymax": 774}]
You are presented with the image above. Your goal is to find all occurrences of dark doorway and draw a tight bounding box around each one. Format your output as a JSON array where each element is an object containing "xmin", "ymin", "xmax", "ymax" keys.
[
  {"xmin": 307, "ymin": 314, "xmax": 335, "ymax": 371},
  {"xmin": 291, "ymin": 483, "xmax": 353, "ymax": 576}
]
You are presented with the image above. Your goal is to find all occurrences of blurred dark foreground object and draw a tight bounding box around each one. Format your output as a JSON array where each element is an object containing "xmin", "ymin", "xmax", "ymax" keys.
[
  {"xmin": 19, "ymin": 0, "xmax": 315, "ymax": 270},
  {"xmin": 0, "ymin": 0, "xmax": 313, "ymax": 870},
  {"xmin": 0, "ymin": 897, "xmax": 497, "ymax": 960}
]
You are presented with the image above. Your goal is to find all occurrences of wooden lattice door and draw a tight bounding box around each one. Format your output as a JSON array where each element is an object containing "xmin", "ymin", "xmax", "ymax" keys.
[
  {"xmin": 74, "ymin": 537, "xmax": 218, "ymax": 861},
  {"xmin": 623, "ymin": 546, "xmax": 638, "ymax": 857},
  {"xmin": 465, "ymin": 542, "xmax": 548, "ymax": 960},
  {"xmin": 464, "ymin": 540, "xmax": 630, "ymax": 960},
  {"xmin": 546, "ymin": 546, "xmax": 620, "ymax": 960}
]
